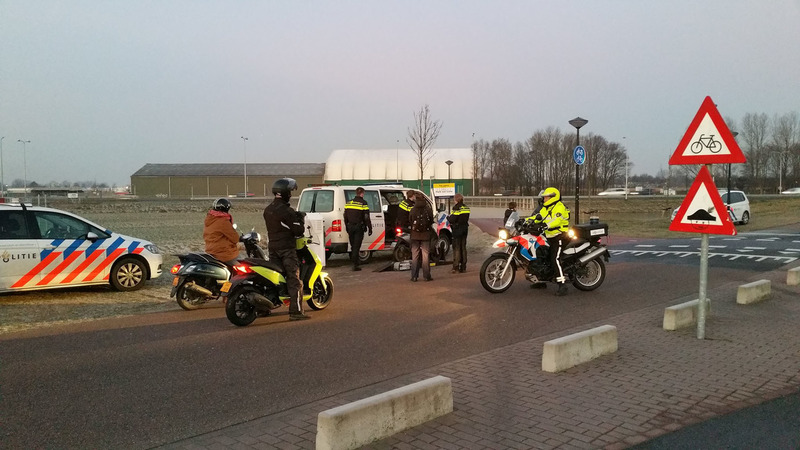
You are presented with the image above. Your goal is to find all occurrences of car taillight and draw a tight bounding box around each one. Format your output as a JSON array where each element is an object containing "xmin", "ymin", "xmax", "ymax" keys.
[
  {"xmin": 233, "ymin": 264, "xmax": 252, "ymax": 275},
  {"xmin": 395, "ymin": 227, "xmax": 403, "ymax": 235},
  {"xmin": 170, "ymin": 264, "xmax": 182, "ymax": 274},
  {"xmin": 332, "ymin": 219, "xmax": 342, "ymax": 232}
]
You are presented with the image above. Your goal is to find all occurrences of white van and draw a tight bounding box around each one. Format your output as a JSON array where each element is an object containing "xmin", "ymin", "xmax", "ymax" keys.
[{"xmin": 296, "ymin": 185, "xmax": 451, "ymax": 263}]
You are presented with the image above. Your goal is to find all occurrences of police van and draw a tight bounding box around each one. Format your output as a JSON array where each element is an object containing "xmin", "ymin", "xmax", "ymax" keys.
[
  {"xmin": 296, "ymin": 185, "xmax": 451, "ymax": 263},
  {"xmin": 0, "ymin": 203, "xmax": 163, "ymax": 293}
]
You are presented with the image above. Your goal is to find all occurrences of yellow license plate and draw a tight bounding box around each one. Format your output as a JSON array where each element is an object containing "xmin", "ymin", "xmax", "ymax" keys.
[
  {"xmin": 172, "ymin": 277, "xmax": 179, "ymax": 286},
  {"xmin": 221, "ymin": 281, "xmax": 232, "ymax": 293}
]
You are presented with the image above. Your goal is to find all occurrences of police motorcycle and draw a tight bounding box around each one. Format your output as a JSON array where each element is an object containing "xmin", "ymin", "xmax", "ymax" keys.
[
  {"xmin": 223, "ymin": 223, "xmax": 333, "ymax": 327},
  {"xmin": 479, "ymin": 211, "xmax": 610, "ymax": 294},
  {"xmin": 392, "ymin": 225, "xmax": 450, "ymax": 263},
  {"xmin": 170, "ymin": 226, "xmax": 266, "ymax": 310}
]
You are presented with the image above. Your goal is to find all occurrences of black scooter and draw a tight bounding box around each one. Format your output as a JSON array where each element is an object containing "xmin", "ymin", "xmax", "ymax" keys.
[{"xmin": 170, "ymin": 227, "xmax": 265, "ymax": 310}]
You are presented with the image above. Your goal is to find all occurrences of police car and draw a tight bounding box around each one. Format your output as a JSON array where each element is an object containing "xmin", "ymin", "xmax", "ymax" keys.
[{"xmin": 0, "ymin": 203, "xmax": 162, "ymax": 293}]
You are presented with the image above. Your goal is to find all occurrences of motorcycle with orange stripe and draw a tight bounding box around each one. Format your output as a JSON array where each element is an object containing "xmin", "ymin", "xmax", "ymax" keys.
[
  {"xmin": 169, "ymin": 227, "xmax": 265, "ymax": 310},
  {"xmin": 222, "ymin": 223, "xmax": 333, "ymax": 326}
]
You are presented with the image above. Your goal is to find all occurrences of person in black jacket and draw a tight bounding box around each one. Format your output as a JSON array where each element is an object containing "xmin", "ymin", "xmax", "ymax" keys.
[
  {"xmin": 409, "ymin": 200, "xmax": 434, "ymax": 282},
  {"xmin": 263, "ymin": 178, "xmax": 310, "ymax": 321},
  {"xmin": 343, "ymin": 187, "xmax": 372, "ymax": 271},
  {"xmin": 396, "ymin": 190, "xmax": 416, "ymax": 232},
  {"xmin": 447, "ymin": 193, "xmax": 471, "ymax": 273}
]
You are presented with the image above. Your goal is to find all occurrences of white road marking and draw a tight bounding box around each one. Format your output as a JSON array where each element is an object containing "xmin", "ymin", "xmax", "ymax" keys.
[
  {"xmin": 634, "ymin": 245, "xmax": 656, "ymax": 248},
  {"xmin": 743, "ymin": 247, "xmax": 766, "ymax": 250},
  {"xmin": 608, "ymin": 249, "xmax": 797, "ymax": 264},
  {"xmin": 669, "ymin": 245, "xmax": 690, "ymax": 248}
]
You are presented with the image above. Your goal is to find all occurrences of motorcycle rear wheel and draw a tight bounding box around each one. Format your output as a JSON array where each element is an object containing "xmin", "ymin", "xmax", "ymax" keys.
[
  {"xmin": 393, "ymin": 242, "xmax": 411, "ymax": 262},
  {"xmin": 572, "ymin": 258, "xmax": 606, "ymax": 291},
  {"xmin": 175, "ymin": 277, "xmax": 212, "ymax": 310},
  {"xmin": 308, "ymin": 276, "xmax": 334, "ymax": 310},
  {"xmin": 225, "ymin": 286, "xmax": 258, "ymax": 326},
  {"xmin": 480, "ymin": 254, "xmax": 516, "ymax": 293}
]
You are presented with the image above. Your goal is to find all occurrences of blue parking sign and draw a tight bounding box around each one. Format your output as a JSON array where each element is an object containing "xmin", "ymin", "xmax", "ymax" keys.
[{"xmin": 573, "ymin": 146, "xmax": 586, "ymax": 165}]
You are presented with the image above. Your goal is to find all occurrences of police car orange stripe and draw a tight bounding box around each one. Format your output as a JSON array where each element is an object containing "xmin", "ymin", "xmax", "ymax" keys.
[
  {"xmin": 83, "ymin": 248, "xmax": 125, "ymax": 282},
  {"xmin": 61, "ymin": 249, "xmax": 103, "ymax": 284},
  {"xmin": 37, "ymin": 239, "xmax": 87, "ymax": 286},
  {"xmin": 11, "ymin": 252, "xmax": 62, "ymax": 288}
]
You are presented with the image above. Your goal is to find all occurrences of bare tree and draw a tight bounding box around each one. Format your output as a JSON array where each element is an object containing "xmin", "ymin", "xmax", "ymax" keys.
[
  {"xmin": 407, "ymin": 104, "xmax": 442, "ymax": 188},
  {"xmin": 741, "ymin": 112, "xmax": 770, "ymax": 193}
]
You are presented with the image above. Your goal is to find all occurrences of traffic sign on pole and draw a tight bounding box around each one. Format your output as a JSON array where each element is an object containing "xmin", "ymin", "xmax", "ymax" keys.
[
  {"xmin": 669, "ymin": 165, "xmax": 737, "ymax": 235},
  {"xmin": 669, "ymin": 96, "xmax": 746, "ymax": 165},
  {"xmin": 573, "ymin": 146, "xmax": 586, "ymax": 165}
]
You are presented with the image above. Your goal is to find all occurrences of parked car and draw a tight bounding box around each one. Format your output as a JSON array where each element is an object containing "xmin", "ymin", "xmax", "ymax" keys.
[
  {"xmin": 0, "ymin": 203, "xmax": 163, "ymax": 293},
  {"xmin": 781, "ymin": 187, "xmax": 800, "ymax": 195},
  {"xmin": 671, "ymin": 190, "xmax": 750, "ymax": 225},
  {"xmin": 598, "ymin": 188, "xmax": 636, "ymax": 196}
]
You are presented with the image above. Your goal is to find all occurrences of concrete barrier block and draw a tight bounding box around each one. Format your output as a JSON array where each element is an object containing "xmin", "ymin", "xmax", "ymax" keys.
[
  {"xmin": 788, "ymin": 267, "xmax": 800, "ymax": 286},
  {"xmin": 316, "ymin": 375, "xmax": 453, "ymax": 450},
  {"xmin": 663, "ymin": 299, "xmax": 710, "ymax": 331},
  {"xmin": 737, "ymin": 279, "xmax": 771, "ymax": 305},
  {"xmin": 542, "ymin": 325, "xmax": 618, "ymax": 373}
]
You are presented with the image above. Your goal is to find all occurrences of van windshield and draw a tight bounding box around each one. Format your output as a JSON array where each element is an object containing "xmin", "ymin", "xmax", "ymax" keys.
[{"xmin": 298, "ymin": 190, "xmax": 334, "ymax": 213}]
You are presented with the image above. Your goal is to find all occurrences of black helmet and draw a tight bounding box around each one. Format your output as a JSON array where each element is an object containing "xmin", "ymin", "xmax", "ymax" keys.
[
  {"xmin": 213, "ymin": 198, "xmax": 231, "ymax": 212},
  {"xmin": 272, "ymin": 178, "xmax": 298, "ymax": 200}
]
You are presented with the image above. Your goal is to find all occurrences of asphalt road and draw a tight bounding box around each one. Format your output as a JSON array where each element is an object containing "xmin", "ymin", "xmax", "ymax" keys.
[{"xmin": 1, "ymin": 226, "xmax": 794, "ymax": 449}]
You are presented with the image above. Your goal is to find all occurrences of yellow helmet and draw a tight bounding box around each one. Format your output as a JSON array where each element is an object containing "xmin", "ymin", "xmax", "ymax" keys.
[{"xmin": 542, "ymin": 187, "xmax": 560, "ymax": 206}]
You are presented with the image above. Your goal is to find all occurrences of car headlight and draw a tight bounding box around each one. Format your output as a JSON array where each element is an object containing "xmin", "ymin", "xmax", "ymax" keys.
[
  {"xmin": 144, "ymin": 244, "xmax": 161, "ymax": 254},
  {"xmin": 498, "ymin": 229, "xmax": 509, "ymax": 240}
]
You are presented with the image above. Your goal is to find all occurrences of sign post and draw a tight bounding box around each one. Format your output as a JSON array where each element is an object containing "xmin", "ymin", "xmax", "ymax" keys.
[{"xmin": 669, "ymin": 96, "xmax": 746, "ymax": 339}]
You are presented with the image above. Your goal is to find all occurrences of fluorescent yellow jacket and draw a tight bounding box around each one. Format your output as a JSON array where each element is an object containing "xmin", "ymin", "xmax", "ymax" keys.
[{"xmin": 531, "ymin": 201, "xmax": 570, "ymax": 238}]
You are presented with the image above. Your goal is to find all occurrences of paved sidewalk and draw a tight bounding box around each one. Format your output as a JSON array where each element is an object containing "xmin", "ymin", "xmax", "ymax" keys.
[{"xmin": 160, "ymin": 267, "xmax": 800, "ymax": 450}]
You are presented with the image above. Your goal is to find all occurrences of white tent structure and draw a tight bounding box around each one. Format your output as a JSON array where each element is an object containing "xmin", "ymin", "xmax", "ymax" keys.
[{"xmin": 324, "ymin": 148, "xmax": 473, "ymax": 183}]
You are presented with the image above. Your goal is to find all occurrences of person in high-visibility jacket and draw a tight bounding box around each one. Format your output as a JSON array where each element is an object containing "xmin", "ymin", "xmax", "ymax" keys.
[
  {"xmin": 530, "ymin": 187, "xmax": 570, "ymax": 296},
  {"xmin": 344, "ymin": 187, "xmax": 372, "ymax": 271},
  {"xmin": 447, "ymin": 193, "xmax": 470, "ymax": 273}
]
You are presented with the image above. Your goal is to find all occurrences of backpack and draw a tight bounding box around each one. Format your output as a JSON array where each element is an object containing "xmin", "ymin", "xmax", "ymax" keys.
[{"xmin": 410, "ymin": 208, "xmax": 431, "ymax": 233}]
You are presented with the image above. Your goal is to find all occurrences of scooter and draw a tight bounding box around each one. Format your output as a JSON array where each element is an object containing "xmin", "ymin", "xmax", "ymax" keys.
[
  {"xmin": 479, "ymin": 214, "xmax": 610, "ymax": 294},
  {"xmin": 170, "ymin": 227, "xmax": 265, "ymax": 310},
  {"xmin": 223, "ymin": 225, "xmax": 333, "ymax": 326}
]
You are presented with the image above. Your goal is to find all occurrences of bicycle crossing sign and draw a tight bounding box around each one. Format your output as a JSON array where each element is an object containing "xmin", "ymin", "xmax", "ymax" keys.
[
  {"xmin": 669, "ymin": 165, "xmax": 737, "ymax": 235},
  {"xmin": 669, "ymin": 96, "xmax": 746, "ymax": 165}
]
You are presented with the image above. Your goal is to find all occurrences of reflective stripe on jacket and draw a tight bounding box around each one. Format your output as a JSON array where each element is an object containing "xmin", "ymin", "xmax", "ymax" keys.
[
  {"xmin": 448, "ymin": 202, "xmax": 470, "ymax": 238},
  {"xmin": 532, "ymin": 201, "xmax": 570, "ymax": 238}
]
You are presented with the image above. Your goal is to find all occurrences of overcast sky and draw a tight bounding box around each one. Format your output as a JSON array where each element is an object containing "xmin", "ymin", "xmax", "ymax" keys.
[{"xmin": 2, "ymin": 1, "xmax": 799, "ymax": 187}]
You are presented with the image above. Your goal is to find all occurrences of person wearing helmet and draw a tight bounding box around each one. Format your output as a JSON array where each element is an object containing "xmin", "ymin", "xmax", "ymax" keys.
[
  {"xmin": 263, "ymin": 178, "xmax": 310, "ymax": 321},
  {"xmin": 203, "ymin": 198, "xmax": 241, "ymax": 266},
  {"xmin": 530, "ymin": 187, "xmax": 571, "ymax": 296}
]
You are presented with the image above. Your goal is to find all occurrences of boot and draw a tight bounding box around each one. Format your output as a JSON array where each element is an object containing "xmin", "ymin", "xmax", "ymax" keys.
[{"xmin": 530, "ymin": 282, "xmax": 547, "ymax": 289}]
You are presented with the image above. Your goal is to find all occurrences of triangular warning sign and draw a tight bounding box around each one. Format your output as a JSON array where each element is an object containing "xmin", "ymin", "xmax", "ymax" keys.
[
  {"xmin": 669, "ymin": 96, "xmax": 746, "ymax": 165},
  {"xmin": 670, "ymin": 165, "xmax": 737, "ymax": 235}
]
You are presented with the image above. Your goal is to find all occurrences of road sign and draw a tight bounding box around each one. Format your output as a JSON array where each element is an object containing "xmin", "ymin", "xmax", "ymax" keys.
[
  {"xmin": 432, "ymin": 182, "xmax": 455, "ymax": 198},
  {"xmin": 669, "ymin": 165, "xmax": 737, "ymax": 235},
  {"xmin": 573, "ymin": 146, "xmax": 586, "ymax": 165},
  {"xmin": 669, "ymin": 96, "xmax": 746, "ymax": 165}
]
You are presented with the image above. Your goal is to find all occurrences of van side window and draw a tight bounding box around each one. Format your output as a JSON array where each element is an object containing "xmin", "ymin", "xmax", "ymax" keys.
[
  {"xmin": 298, "ymin": 190, "xmax": 334, "ymax": 213},
  {"xmin": 0, "ymin": 211, "xmax": 29, "ymax": 239}
]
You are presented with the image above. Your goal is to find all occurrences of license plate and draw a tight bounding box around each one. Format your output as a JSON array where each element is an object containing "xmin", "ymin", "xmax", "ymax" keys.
[
  {"xmin": 221, "ymin": 281, "xmax": 232, "ymax": 293},
  {"xmin": 172, "ymin": 277, "xmax": 179, "ymax": 286}
]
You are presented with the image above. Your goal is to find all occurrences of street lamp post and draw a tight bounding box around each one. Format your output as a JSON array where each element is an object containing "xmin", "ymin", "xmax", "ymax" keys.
[
  {"xmin": 445, "ymin": 159, "xmax": 453, "ymax": 213},
  {"xmin": 240, "ymin": 136, "xmax": 248, "ymax": 195},
  {"xmin": 396, "ymin": 139, "xmax": 400, "ymax": 183},
  {"xmin": 0, "ymin": 136, "xmax": 5, "ymax": 197},
  {"xmin": 568, "ymin": 117, "xmax": 588, "ymax": 222},
  {"xmin": 17, "ymin": 139, "xmax": 30, "ymax": 198},
  {"xmin": 729, "ymin": 132, "xmax": 738, "ymax": 199}
]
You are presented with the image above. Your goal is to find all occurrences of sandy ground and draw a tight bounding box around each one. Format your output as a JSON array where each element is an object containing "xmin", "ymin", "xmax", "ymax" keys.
[{"xmin": 0, "ymin": 201, "xmax": 503, "ymax": 334}]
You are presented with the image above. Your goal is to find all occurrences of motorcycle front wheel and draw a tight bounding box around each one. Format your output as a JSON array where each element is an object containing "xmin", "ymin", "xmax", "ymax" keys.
[
  {"xmin": 572, "ymin": 258, "xmax": 606, "ymax": 291},
  {"xmin": 479, "ymin": 254, "xmax": 516, "ymax": 293},
  {"xmin": 308, "ymin": 276, "xmax": 334, "ymax": 310},
  {"xmin": 225, "ymin": 286, "xmax": 258, "ymax": 326}
]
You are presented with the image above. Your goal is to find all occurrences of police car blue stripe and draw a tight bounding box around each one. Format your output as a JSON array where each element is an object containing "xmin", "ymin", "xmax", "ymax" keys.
[
  {"xmin": 85, "ymin": 239, "xmax": 104, "ymax": 256},
  {"xmin": 106, "ymin": 237, "xmax": 124, "ymax": 256},
  {"xmin": 127, "ymin": 241, "xmax": 141, "ymax": 253},
  {"xmin": 63, "ymin": 239, "xmax": 84, "ymax": 258},
  {"xmin": 41, "ymin": 239, "xmax": 65, "ymax": 259}
]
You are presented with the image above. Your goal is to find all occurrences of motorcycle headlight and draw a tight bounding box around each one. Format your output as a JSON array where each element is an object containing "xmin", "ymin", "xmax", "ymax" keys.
[
  {"xmin": 498, "ymin": 229, "xmax": 509, "ymax": 240},
  {"xmin": 567, "ymin": 229, "xmax": 576, "ymax": 239},
  {"xmin": 144, "ymin": 244, "xmax": 160, "ymax": 254}
]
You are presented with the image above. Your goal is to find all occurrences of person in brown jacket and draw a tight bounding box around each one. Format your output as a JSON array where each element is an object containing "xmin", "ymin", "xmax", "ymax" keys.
[{"xmin": 203, "ymin": 198, "xmax": 240, "ymax": 265}]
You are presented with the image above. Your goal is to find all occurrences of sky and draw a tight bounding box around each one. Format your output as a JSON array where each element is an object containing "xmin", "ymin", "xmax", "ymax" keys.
[{"xmin": 2, "ymin": 0, "xmax": 799, "ymax": 187}]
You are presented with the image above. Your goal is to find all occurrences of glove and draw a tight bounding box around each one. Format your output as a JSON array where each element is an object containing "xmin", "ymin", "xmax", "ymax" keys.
[
  {"xmin": 533, "ymin": 214, "xmax": 543, "ymax": 222},
  {"xmin": 368, "ymin": 229, "xmax": 373, "ymax": 236}
]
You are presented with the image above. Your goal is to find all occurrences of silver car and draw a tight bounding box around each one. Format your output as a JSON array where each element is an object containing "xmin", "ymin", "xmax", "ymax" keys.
[{"xmin": 671, "ymin": 190, "xmax": 750, "ymax": 225}]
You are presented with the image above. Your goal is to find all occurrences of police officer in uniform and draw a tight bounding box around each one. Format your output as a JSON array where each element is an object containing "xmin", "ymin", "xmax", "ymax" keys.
[
  {"xmin": 531, "ymin": 187, "xmax": 571, "ymax": 296},
  {"xmin": 448, "ymin": 193, "xmax": 470, "ymax": 273},
  {"xmin": 396, "ymin": 190, "xmax": 415, "ymax": 232},
  {"xmin": 263, "ymin": 178, "xmax": 310, "ymax": 321},
  {"xmin": 344, "ymin": 187, "xmax": 372, "ymax": 271}
]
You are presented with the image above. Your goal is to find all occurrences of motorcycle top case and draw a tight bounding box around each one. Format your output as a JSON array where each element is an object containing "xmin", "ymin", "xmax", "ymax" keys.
[{"xmin": 573, "ymin": 222, "xmax": 608, "ymax": 239}]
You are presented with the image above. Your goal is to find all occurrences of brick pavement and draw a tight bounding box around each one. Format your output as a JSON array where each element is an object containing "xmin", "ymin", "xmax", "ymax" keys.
[{"xmin": 160, "ymin": 266, "xmax": 800, "ymax": 450}]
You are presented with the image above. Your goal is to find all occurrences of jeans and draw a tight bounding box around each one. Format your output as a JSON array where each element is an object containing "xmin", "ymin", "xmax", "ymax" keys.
[{"xmin": 410, "ymin": 238, "xmax": 431, "ymax": 280}]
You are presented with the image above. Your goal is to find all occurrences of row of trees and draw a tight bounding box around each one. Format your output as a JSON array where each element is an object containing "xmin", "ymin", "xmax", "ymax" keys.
[
  {"xmin": 464, "ymin": 111, "xmax": 800, "ymax": 196},
  {"xmin": 5, "ymin": 179, "xmax": 114, "ymax": 189}
]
